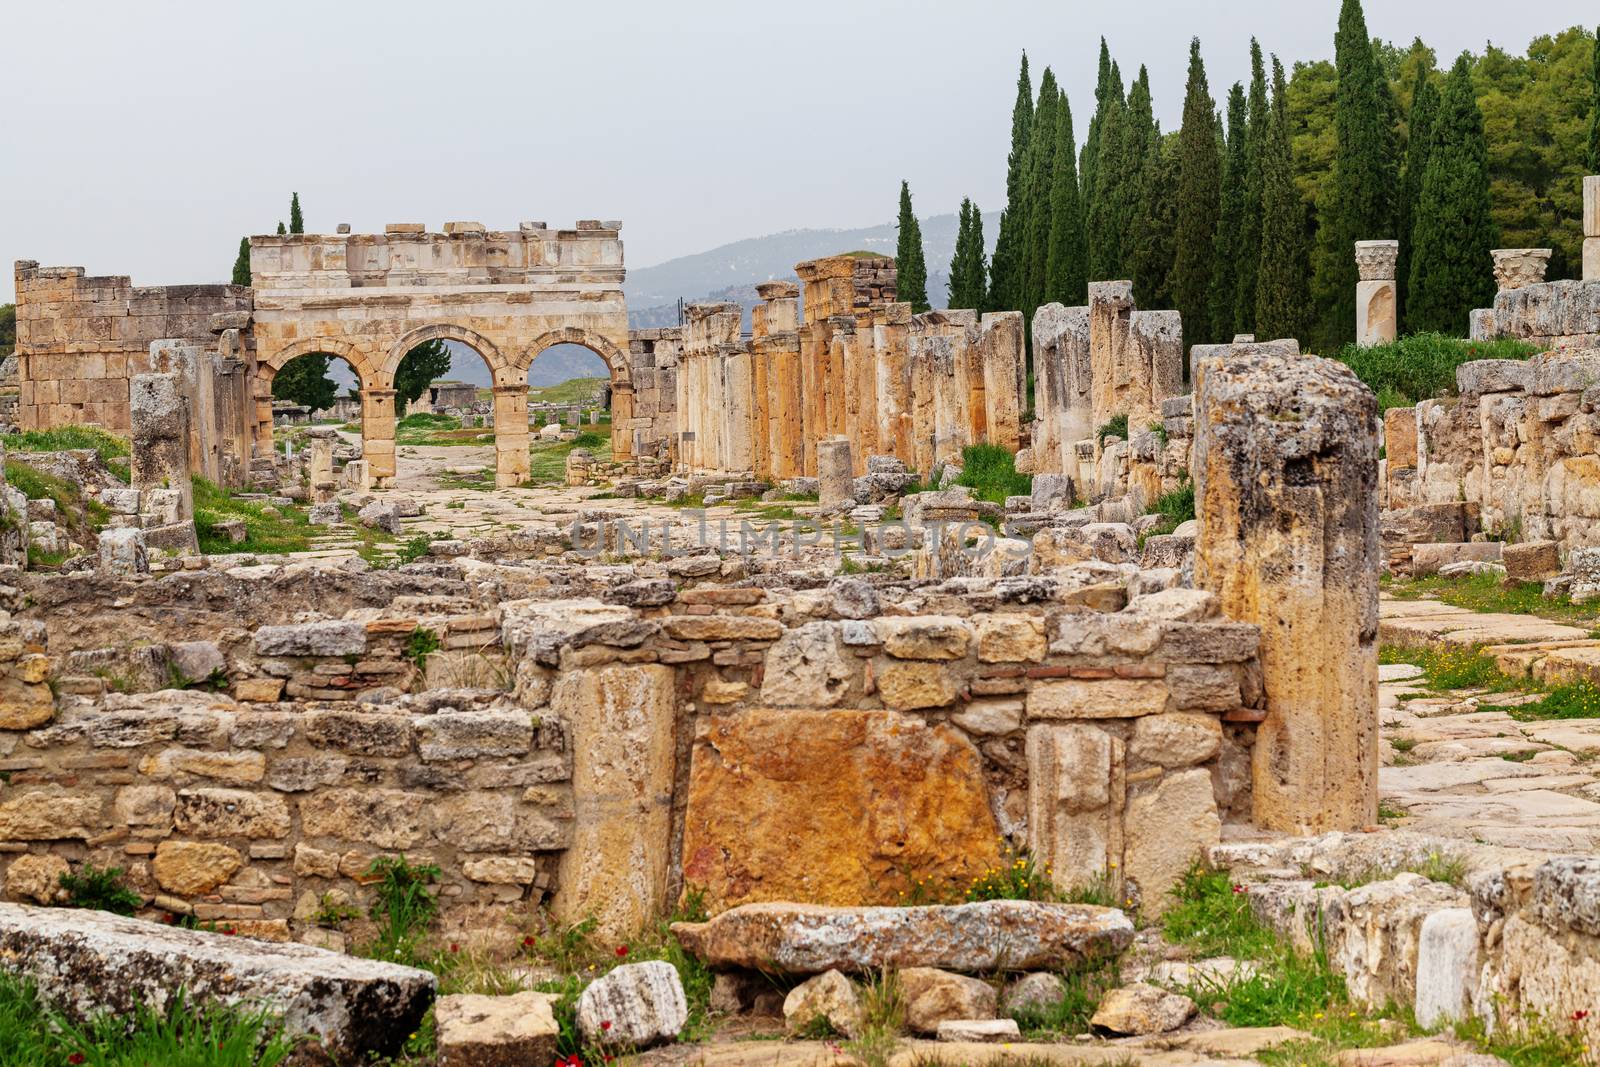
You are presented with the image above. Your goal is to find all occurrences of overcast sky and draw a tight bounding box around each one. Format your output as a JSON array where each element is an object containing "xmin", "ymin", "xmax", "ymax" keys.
[{"xmin": 3, "ymin": 0, "xmax": 1594, "ymax": 303}]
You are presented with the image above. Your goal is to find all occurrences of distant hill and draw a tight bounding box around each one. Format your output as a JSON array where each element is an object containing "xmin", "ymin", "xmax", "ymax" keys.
[{"xmin": 625, "ymin": 211, "xmax": 999, "ymax": 330}]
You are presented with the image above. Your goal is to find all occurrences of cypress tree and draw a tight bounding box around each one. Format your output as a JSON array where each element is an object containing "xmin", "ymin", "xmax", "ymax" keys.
[
  {"xmin": 1311, "ymin": 0, "xmax": 1398, "ymax": 349},
  {"xmin": 1397, "ymin": 68, "xmax": 1440, "ymax": 331},
  {"xmin": 1233, "ymin": 40, "xmax": 1269, "ymax": 335},
  {"xmin": 1020, "ymin": 69, "xmax": 1061, "ymax": 318},
  {"xmin": 1210, "ymin": 82, "xmax": 1249, "ymax": 340},
  {"xmin": 1079, "ymin": 40, "xmax": 1115, "ymax": 251},
  {"xmin": 1046, "ymin": 90, "xmax": 1087, "ymax": 305},
  {"xmin": 231, "ymin": 237, "xmax": 252, "ymax": 287},
  {"xmin": 276, "ymin": 221, "xmax": 287, "ymax": 235},
  {"xmin": 1588, "ymin": 26, "xmax": 1599, "ymax": 172},
  {"xmin": 289, "ymin": 193, "xmax": 304, "ymax": 235},
  {"xmin": 1086, "ymin": 61, "xmax": 1129, "ymax": 282},
  {"xmin": 987, "ymin": 54, "xmax": 1033, "ymax": 312},
  {"xmin": 896, "ymin": 181, "xmax": 930, "ymax": 313},
  {"xmin": 1122, "ymin": 68, "xmax": 1164, "ymax": 304},
  {"xmin": 949, "ymin": 199, "xmax": 988, "ymax": 310},
  {"xmin": 1135, "ymin": 131, "xmax": 1180, "ymax": 308},
  {"xmin": 1407, "ymin": 54, "xmax": 1497, "ymax": 336},
  {"xmin": 1257, "ymin": 57, "xmax": 1312, "ymax": 343},
  {"xmin": 1172, "ymin": 38, "xmax": 1222, "ymax": 347}
]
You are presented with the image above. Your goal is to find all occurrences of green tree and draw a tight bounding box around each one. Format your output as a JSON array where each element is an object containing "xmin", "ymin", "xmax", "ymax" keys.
[
  {"xmin": 1397, "ymin": 67, "xmax": 1439, "ymax": 329},
  {"xmin": 1045, "ymin": 88, "xmax": 1087, "ymax": 306},
  {"xmin": 271, "ymin": 354, "xmax": 338, "ymax": 413},
  {"xmin": 0, "ymin": 304, "xmax": 15, "ymax": 360},
  {"xmin": 1080, "ymin": 40, "xmax": 1115, "ymax": 265},
  {"xmin": 1210, "ymin": 81, "xmax": 1249, "ymax": 340},
  {"xmin": 1234, "ymin": 40, "xmax": 1269, "ymax": 335},
  {"xmin": 1258, "ymin": 57, "xmax": 1313, "ymax": 343},
  {"xmin": 1407, "ymin": 53, "xmax": 1497, "ymax": 336},
  {"xmin": 289, "ymin": 193, "xmax": 304, "ymax": 235},
  {"xmin": 1172, "ymin": 38, "xmax": 1222, "ymax": 347},
  {"xmin": 1310, "ymin": 0, "xmax": 1398, "ymax": 349},
  {"xmin": 231, "ymin": 237, "xmax": 252, "ymax": 287},
  {"xmin": 1134, "ymin": 132, "xmax": 1181, "ymax": 309},
  {"xmin": 1020, "ymin": 69, "xmax": 1061, "ymax": 319},
  {"xmin": 948, "ymin": 199, "xmax": 988, "ymax": 310},
  {"xmin": 394, "ymin": 340, "xmax": 453, "ymax": 418},
  {"xmin": 896, "ymin": 181, "xmax": 930, "ymax": 313},
  {"xmin": 276, "ymin": 221, "xmax": 286, "ymax": 236},
  {"xmin": 1590, "ymin": 25, "xmax": 1600, "ymax": 172},
  {"xmin": 987, "ymin": 54, "xmax": 1033, "ymax": 312},
  {"xmin": 1123, "ymin": 69, "xmax": 1167, "ymax": 305},
  {"xmin": 1086, "ymin": 57, "xmax": 1129, "ymax": 282}
]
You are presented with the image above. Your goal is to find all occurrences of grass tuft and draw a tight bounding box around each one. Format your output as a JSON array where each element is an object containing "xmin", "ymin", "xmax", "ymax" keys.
[{"xmin": 1335, "ymin": 332, "xmax": 1538, "ymax": 407}]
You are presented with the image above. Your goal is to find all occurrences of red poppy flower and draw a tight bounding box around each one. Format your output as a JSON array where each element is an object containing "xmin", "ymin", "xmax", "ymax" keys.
[
  {"xmin": 523, "ymin": 936, "xmax": 536, "ymax": 948},
  {"xmin": 600, "ymin": 1021, "xmax": 612, "ymax": 1032},
  {"xmin": 1574, "ymin": 1009, "xmax": 1590, "ymax": 1021},
  {"xmin": 615, "ymin": 945, "xmax": 629, "ymax": 958},
  {"xmin": 68, "ymin": 1056, "xmax": 86, "ymax": 1066},
  {"xmin": 450, "ymin": 943, "xmax": 460, "ymax": 953}
]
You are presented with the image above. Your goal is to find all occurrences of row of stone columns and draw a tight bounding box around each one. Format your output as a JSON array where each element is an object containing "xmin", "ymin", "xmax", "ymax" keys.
[{"xmin": 673, "ymin": 257, "xmax": 1025, "ymax": 482}]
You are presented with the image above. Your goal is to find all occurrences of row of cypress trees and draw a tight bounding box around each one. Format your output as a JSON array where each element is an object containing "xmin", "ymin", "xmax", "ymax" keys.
[{"xmin": 903, "ymin": 3, "xmax": 1600, "ymax": 349}]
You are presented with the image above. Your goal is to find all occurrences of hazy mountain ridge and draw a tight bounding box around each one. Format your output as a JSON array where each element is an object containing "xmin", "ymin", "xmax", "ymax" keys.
[{"xmin": 625, "ymin": 211, "xmax": 999, "ymax": 329}]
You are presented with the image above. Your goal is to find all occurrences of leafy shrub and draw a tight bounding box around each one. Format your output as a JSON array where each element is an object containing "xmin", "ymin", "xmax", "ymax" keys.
[
  {"xmin": 362, "ymin": 855, "xmax": 441, "ymax": 966},
  {"xmin": 58, "ymin": 864, "xmax": 141, "ymax": 915},
  {"xmin": 1096, "ymin": 412, "xmax": 1129, "ymax": 445},
  {"xmin": 1335, "ymin": 332, "xmax": 1537, "ymax": 408},
  {"xmin": 953, "ymin": 443, "xmax": 1031, "ymax": 505}
]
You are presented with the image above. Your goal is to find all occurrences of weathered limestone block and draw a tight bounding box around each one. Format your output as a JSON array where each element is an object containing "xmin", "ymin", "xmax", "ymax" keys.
[
  {"xmin": 759, "ymin": 622, "xmax": 853, "ymax": 707},
  {"xmin": 151, "ymin": 840, "xmax": 243, "ymax": 895},
  {"xmin": 128, "ymin": 372, "xmax": 196, "ymax": 548},
  {"xmin": 682, "ymin": 710, "xmax": 1001, "ymax": 909},
  {"xmin": 435, "ymin": 991, "xmax": 560, "ymax": 1067},
  {"xmin": 1384, "ymin": 407, "xmax": 1418, "ymax": 469},
  {"xmin": 308, "ymin": 436, "xmax": 336, "ymax": 505},
  {"xmin": 783, "ymin": 970, "xmax": 862, "ymax": 1037},
  {"xmin": 673, "ymin": 900, "xmax": 1134, "ymax": 975},
  {"xmin": 1414, "ymin": 908, "xmax": 1479, "ymax": 1029},
  {"xmin": 1355, "ymin": 240, "xmax": 1399, "ymax": 346},
  {"xmin": 898, "ymin": 967, "xmax": 998, "ymax": 1034},
  {"xmin": 1089, "ymin": 983, "xmax": 1197, "ymax": 1035},
  {"xmin": 1411, "ymin": 541, "xmax": 1503, "ymax": 577},
  {"xmin": 1502, "ymin": 540, "xmax": 1562, "ymax": 582},
  {"xmin": 4, "ymin": 854, "xmax": 69, "ymax": 904},
  {"xmin": 817, "ymin": 437, "xmax": 854, "ymax": 508},
  {"xmin": 0, "ymin": 902, "xmax": 433, "ymax": 1061},
  {"xmin": 1027, "ymin": 724, "xmax": 1123, "ymax": 890},
  {"xmin": 576, "ymin": 961, "xmax": 687, "ymax": 1048},
  {"xmin": 550, "ymin": 664, "xmax": 675, "ymax": 937},
  {"xmin": 1193, "ymin": 350, "xmax": 1379, "ymax": 833},
  {"xmin": 1123, "ymin": 768, "xmax": 1220, "ymax": 916}
]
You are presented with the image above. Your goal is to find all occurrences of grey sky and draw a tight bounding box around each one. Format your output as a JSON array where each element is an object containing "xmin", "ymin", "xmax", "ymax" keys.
[{"xmin": 3, "ymin": 0, "xmax": 1594, "ymax": 303}]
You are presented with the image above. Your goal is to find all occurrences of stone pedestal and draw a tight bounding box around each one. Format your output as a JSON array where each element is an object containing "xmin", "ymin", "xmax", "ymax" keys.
[
  {"xmin": 1354, "ymin": 240, "xmax": 1398, "ymax": 347},
  {"xmin": 817, "ymin": 437, "xmax": 854, "ymax": 508},
  {"xmin": 361, "ymin": 389, "xmax": 397, "ymax": 485},
  {"xmin": 1491, "ymin": 249, "xmax": 1552, "ymax": 292},
  {"xmin": 1584, "ymin": 176, "xmax": 1599, "ymax": 282},
  {"xmin": 1192, "ymin": 349, "xmax": 1379, "ymax": 834},
  {"xmin": 129, "ymin": 372, "xmax": 194, "ymax": 523}
]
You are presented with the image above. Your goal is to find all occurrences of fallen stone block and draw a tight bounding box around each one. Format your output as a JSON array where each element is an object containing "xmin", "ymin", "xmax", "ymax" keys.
[
  {"xmin": 577, "ymin": 960, "xmax": 687, "ymax": 1048},
  {"xmin": 436, "ymin": 990, "xmax": 559, "ymax": 1067},
  {"xmin": 672, "ymin": 900, "xmax": 1133, "ymax": 975},
  {"xmin": 97, "ymin": 526, "xmax": 148, "ymax": 576},
  {"xmin": 935, "ymin": 1018, "xmax": 1021, "ymax": 1042},
  {"xmin": 0, "ymin": 902, "xmax": 433, "ymax": 1061},
  {"xmin": 1089, "ymin": 983, "xmax": 1196, "ymax": 1035},
  {"xmin": 782, "ymin": 969, "xmax": 862, "ymax": 1037},
  {"xmin": 1502, "ymin": 540, "xmax": 1561, "ymax": 583},
  {"xmin": 899, "ymin": 967, "xmax": 997, "ymax": 1034},
  {"xmin": 1411, "ymin": 542, "xmax": 1503, "ymax": 578}
]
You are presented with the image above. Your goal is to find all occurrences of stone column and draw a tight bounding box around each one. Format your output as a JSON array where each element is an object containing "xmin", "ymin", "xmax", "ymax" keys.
[
  {"xmin": 1192, "ymin": 349, "xmax": 1379, "ymax": 834},
  {"xmin": 361, "ymin": 388, "xmax": 397, "ymax": 485},
  {"xmin": 610, "ymin": 384, "xmax": 634, "ymax": 461},
  {"xmin": 492, "ymin": 385, "xmax": 530, "ymax": 487},
  {"xmin": 130, "ymin": 372, "xmax": 194, "ymax": 520},
  {"xmin": 1088, "ymin": 282, "xmax": 1133, "ymax": 433},
  {"xmin": 308, "ymin": 436, "xmax": 336, "ymax": 504},
  {"xmin": 550, "ymin": 663, "xmax": 676, "ymax": 938},
  {"xmin": 875, "ymin": 304, "xmax": 914, "ymax": 468},
  {"xmin": 980, "ymin": 312, "xmax": 1025, "ymax": 453},
  {"xmin": 251, "ymin": 378, "xmax": 275, "ymax": 460},
  {"xmin": 1491, "ymin": 248, "xmax": 1553, "ymax": 292},
  {"xmin": 1584, "ymin": 175, "xmax": 1599, "ymax": 282},
  {"xmin": 1354, "ymin": 240, "xmax": 1398, "ymax": 347},
  {"xmin": 817, "ymin": 437, "xmax": 854, "ymax": 508},
  {"xmin": 723, "ymin": 346, "xmax": 753, "ymax": 473}
]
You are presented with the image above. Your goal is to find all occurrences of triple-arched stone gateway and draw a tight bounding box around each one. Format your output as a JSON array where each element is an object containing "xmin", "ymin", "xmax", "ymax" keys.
[{"xmin": 248, "ymin": 222, "xmax": 634, "ymax": 487}]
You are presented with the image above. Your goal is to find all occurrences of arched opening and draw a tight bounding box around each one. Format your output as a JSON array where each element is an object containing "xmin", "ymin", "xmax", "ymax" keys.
[
  {"xmin": 268, "ymin": 350, "xmax": 363, "ymax": 428},
  {"xmin": 518, "ymin": 328, "xmax": 634, "ymax": 467},
  {"xmin": 525, "ymin": 342, "xmax": 613, "ymax": 483}
]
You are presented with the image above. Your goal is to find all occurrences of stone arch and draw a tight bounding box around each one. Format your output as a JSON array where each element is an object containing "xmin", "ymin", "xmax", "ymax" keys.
[
  {"xmin": 381, "ymin": 323, "xmax": 512, "ymax": 387},
  {"xmin": 260, "ymin": 336, "xmax": 379, "ymax": 388},
  {"xmin": 519, "ymin": 328, "xmax": 631, "ymax": 389}
]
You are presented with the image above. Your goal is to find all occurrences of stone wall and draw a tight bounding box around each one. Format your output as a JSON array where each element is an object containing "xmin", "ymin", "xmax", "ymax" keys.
[
  {"xmin": 13, "ymin": 262, "xmax": 252, "ymax": 461},
  {"xmin": 672, "ymin": 258, "xmax": 1025, "ymax": 480},
  {"xmin": 0, "ymin": 557, "xmax": 1264, "ymax": 942}
]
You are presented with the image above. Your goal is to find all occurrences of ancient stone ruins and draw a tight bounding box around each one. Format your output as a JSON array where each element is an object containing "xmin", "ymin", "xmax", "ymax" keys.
[{"xmin": 0, "ymin": 173, "xmax": 1595, "ymax": 1065}]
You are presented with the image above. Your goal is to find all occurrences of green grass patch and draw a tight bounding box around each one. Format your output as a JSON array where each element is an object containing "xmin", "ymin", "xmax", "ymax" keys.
[
  {"xmin": 1096, "ymin": 412, "xmax": 1129, "ymax": 446},
  {"xmin": 192, "ymin": 478, "xmax": 311, "ymax": 555},
  {"xmin": 5, "ymin": 458, "xmax": 110, "ymax": 554},
  {"xmin": 395, "ymin": 412, "xmax": 496, "ymax": 447},
  {"xmin": 1379, "ymin": 642, "xmax": 1600, "ymax": 721},
  {"xmin": 951, "ymin": 443, "xmax": 1030, "ymax": 506},
  {"xmin": 1009, "ymin": 956, "xmax": 1120, "ymax": 1039},
  {"xmin": 2, "ymin": 426, "xmax": 130, "ymax": 473},
  {"xmin": 0, "ymin": 973, "xmax": 293, "ymax": 1067},
  {"xmin": 1143, "ymin": 481, "xmax": 1195, "ymax": 540},
  {"xmin": 526, "ymin": 377, "xmax": 608, "ymax": 407},
  {"xmin": 1386, "ymin": 573, "xmax": 1599, "ymax": 627},
  {"xmin": 1335, "ymin": 332, "xmax": 1538, "ymax": 408},
  {"xmin": 1453, "ymin": 1015, "xmax": 1593, "ymax": 1067},
  {"xmin": 527, "ymin": 430, "xmax": 611, "ymax": 484}
]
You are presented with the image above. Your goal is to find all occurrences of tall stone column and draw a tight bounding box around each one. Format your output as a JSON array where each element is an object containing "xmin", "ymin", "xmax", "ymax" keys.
[
  {"xmin": 1193, "ymin": 348, "xmax": 1379, "ymax": 834},
  {"xmin": 980, "ymin": 312, "xmax": 1025, "ymax": 452},
  {"xmin": 308, "ymin": 435, "xmax": 336, "ymax": 504},
  {"xmin": 251, "ymin": 379, "xmax": 276, "ymax": 460},
  {"xmin": 1354, "ymin": 240, "xmax": 1398, "ymax": 346},
  {"xmin": 492, "ymin": 384, "xmax": 530, "ymax": 488},
  {"xmin": 1088, "ymin": 282, "xmax": 1133, "ymax": 432},
  {"xmin": 362, "ymin": 388, "xmax": 397, "ymax": 485},
  {"xmin": 875, "ymin": 304, "xmax": 913, "ymax": 467},
  {"xmin": 1584, "ymin": 175, "xmax": 1599, "ymax": 282}
]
